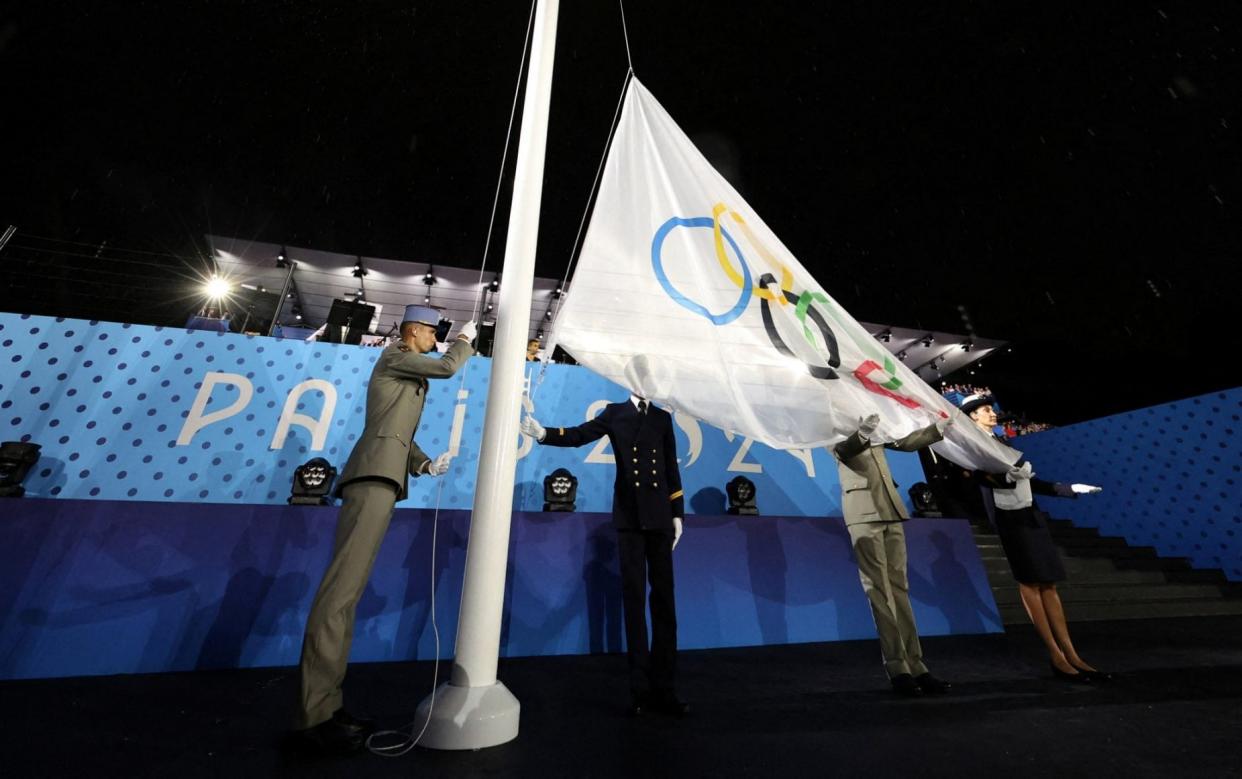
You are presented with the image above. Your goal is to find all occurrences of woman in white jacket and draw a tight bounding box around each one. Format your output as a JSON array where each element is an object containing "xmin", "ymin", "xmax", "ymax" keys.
[{"xmin": 958, "ymin": 393, "xmax": 1110, "ymax": 684}]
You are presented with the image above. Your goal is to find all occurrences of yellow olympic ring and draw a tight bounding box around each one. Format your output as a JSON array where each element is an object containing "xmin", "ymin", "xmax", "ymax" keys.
[{"xmin": 711, "ymin": 202, "xmax": 793, "ymax": 305}]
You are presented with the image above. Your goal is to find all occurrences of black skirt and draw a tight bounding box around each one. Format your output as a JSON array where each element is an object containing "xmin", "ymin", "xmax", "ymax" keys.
[{"xmin": 993, "ymin": 506, "xmax": 1067, "ymax": 584}]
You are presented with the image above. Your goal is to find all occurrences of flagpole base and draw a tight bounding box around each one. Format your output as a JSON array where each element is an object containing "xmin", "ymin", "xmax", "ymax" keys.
[{"xmin": 414, "ymin": 680, "xmax": 520, "ymax": 751}]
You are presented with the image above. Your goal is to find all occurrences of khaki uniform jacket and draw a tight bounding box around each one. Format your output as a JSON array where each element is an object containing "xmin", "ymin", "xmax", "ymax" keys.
[
  {"xmin": 334, "ymin": 338, "xmax": 473, "ymax": 500},
  {"xmin": 832, "ymin": 423, "xmax": 943, "ymax": 526}
]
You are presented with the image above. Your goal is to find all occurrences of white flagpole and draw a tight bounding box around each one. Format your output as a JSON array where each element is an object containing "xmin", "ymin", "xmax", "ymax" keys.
[{"xmin": 416, "ymin": 0, "xmax": 559, "ymax": 751}]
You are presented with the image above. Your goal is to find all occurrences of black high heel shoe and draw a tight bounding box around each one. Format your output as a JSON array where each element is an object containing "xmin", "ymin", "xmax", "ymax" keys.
[
  {"xmin": 1050, "ymin": 662, "xmax": 1094, "ymax": 684},
  {"xmin": 1070, "ymin": 664, "xmax": 1115, "ymax": 682}
]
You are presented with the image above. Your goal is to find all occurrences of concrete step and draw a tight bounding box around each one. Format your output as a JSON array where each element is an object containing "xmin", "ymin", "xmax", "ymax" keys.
[
  {"xmin": 1166, "ymin": 568, "xmax": 1231, "ymax": 584},
  {"xmin": 1052, "ymin": 535, "xmax": 1130, "ymax": 550},
  {"xmin": 1110, "ymin": 555, "xmax": 1192, "ymax": 571},
  {"xmin": 981, "ymin": 554, "xmax": 1171, "ymax": 582},
  {"xmin": 972, "ymin": 517, "xmax": 1242, "ymax": 626},
  {"xmin": 1058, "ymin": 544, "xmax": 1162, "ymax": 560},
  {"xmin": 992, "ymin": 582, "xmax": 1228, "ymax": 604},
  {"xmin": 998, "ymin": 596, "xmax": 1242, "ymax": 624}
]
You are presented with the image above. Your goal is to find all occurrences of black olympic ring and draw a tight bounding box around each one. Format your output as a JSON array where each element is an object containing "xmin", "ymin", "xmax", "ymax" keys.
[{"xmin": 757, "ymin": 273, "xmax": 842, "ymax": 380}]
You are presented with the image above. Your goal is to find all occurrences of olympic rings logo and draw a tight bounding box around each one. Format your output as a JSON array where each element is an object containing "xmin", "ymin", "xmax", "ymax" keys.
[
  {"xmin": 651, "ymin": 202, "xmax": 843, "ymax": 379},
  {"xmin": 651, "ymin": 202, "xmax": 948, "ymax": 418}
]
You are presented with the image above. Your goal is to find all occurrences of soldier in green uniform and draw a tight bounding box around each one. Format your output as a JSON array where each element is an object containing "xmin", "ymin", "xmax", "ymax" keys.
[
  {"xmin": 295, "ymin": 305, "xmax": 475, "ymax": 753},
  {"xmin": 833, "ymin": 412, "xmax": 952, "ymax": 697}
]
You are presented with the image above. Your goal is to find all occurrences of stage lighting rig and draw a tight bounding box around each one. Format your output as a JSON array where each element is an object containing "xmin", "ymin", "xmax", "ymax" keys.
[
  {"xmin": 726, "ymin": 475, "xmax": 759, "ymax": 516},
  {"xmin": 0, "ymin": 441, "xmax": 41, "ymax": 498},
  {"xmin": 289, "ymin": 457, "xmax": 337, "ymax": 505},
  {"xmin": 543, "ymin": 468, "xmax": 578, "ymax": 512}
]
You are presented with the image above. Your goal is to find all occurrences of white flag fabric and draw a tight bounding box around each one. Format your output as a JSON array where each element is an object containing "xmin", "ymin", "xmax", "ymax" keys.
[{"xmin": 548, "ymin": 78, "xmax": 1017, "ymax": 472}]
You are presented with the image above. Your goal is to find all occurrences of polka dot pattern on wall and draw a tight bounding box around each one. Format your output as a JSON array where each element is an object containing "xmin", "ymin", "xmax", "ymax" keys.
[
  {"xmin": 0, "ymin": 313, "xmax": 388, "ymax": 505},
  {"xmin": 1018, "ymin": 389, "xmax": 1242, "ymax": 581},
  {"xmin": 1, "ymin": 313, "xmax": 898, "ymax": 519}
]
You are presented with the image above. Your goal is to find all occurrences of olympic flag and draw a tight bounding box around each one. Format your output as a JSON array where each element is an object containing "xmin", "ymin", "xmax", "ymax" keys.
[{"xmin": 547, "ymin": 77, "xmax": 1017, "ymax": 472}]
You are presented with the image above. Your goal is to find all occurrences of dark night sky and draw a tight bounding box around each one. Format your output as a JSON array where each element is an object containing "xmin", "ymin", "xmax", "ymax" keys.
[{"xmin": 2, "ymin": 1, "xmax": 1240, "ymax": 424}]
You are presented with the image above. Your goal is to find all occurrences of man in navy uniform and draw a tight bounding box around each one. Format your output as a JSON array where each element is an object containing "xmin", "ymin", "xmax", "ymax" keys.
[{"xmin": 521, "ymin": 391, "xmax": 688, "ymax": 717}]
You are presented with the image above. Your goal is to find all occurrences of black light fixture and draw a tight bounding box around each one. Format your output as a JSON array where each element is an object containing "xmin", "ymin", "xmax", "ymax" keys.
[
  {"xmin": 961, "ymin": 340, "xmax": 974, "ymax": 352},
  {"xmin": 543, "ymin": 467, "xmax": 578, "ymax": 512},
  {"xmin": 552, "ymin": 285, "xmax": 564, "ymax": 298},
  {"xmin": 544, "ymin": 310, "xmax": 552, "ymax": 320},
  {"xmin": 424, "ymin": 295, "xmax": 431, "ymax": 304},
  {"xmin": 276, "ymin": 246, "xmax": 290, "ymax": 268},
  {"xmin": 896, "ymin": 350, "xmax": 908, "ymax": 362},
  {"xmin": 423, "ymin": 266, "xmax": 437, "ymax": 285},
  {"xmin": 921, "ymin": 334, "xmax": 935, "ymax": 348},
  {"xmin": 726, "ymin": 475, "xmax": 759, "ymax": 515},
  {"xmin": 289, "ymin": 457, "xmax": 337, "ymax": 505},
  {"xmin": 877, "ymin": 330, "xmax": 892, "ymax": 343},
  {"xmin": 489, "ymin": 274, "xmax": 500, "ymax": 292},
  {"xmin": 352, "ymin": 256, "xmax": 368, "ymax": 278},
  {"xmin": 908, "ymin": 482, "xmax": 941, "ymax": 518},
  {"xmin": 536, "ymin": 328, "xmax": 545, "ymax": 339},
  {"xmin": 0, "ymin": 441, "xmax": 42, "ymax": 498}
]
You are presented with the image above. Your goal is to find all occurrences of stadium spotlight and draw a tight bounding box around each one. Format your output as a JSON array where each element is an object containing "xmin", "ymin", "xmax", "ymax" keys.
[{"xmin": 204, "ymin": 276, "xmax": 231, "ymax": 300}]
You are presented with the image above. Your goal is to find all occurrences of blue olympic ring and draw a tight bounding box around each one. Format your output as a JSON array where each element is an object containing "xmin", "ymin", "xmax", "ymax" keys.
[{"xmin": 651, "ymin": 216, "xmax": 752, "ymax": 325}]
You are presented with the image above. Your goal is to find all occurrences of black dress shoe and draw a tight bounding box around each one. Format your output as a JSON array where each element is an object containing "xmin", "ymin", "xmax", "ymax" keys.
[
  {"xmin": 295, "ymin": 717, "xmax": 365, "ymax": 756},
  {"xmin": 332, "ymin": 708, "xmax": 376, "ymax": 737},
  {"xmin": 891, "ymin": 673, "xmax": 924, "ymax": 697},
  {"xmin": 1050, "ymin": 662, "xmax": 1094, "ymax": 685},
  {"xmin": 914, "ymin": 673, "xmax": 952, "ymax": 695},
  {"xmin": 649, "ymin": 691, "xmax": 690, "ymax": 717}
]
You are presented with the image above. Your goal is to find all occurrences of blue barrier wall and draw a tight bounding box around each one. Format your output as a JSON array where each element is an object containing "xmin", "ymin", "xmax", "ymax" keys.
[
  {"xmin": 0, "ymin": 313, "xmax": 925, "ymax": 516},
  {"xmin": 0, "ymin": 499, "xmax": 1000, "ymax": 680},
  {"xmin": 1017, "ymin": 388, "xmax": 1241, "ymax": 581}
]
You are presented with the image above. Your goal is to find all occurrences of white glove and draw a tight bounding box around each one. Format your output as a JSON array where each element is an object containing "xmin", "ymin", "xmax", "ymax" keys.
[
  {"xmin": 672, "ymin": 517, "xmax": 683, "ymax": 550},
  {"xmin": 456, "ymin": 320, "xmax": 478, "ymax": 343},
  {"xmin": 858, "ymin": 413, "xmax": 880, "ymax": 438},
  {"xmin": 935, "ymin": 416, "xmax": 954, "ymax": 435},
  {"xmin": 426, "ymin": 451, "xmax": 452, "ymax": 477},
  {"xmin": 520, "ymin": 415, "xmax": 546, "ymax": 442},
  {"xmin": 1006, "ymin": 461, "xmax": 1034, "ymax": 482},
  {"xmin": 1071, "ymin": 483, "xmax": 1102, "ymax": 494}
]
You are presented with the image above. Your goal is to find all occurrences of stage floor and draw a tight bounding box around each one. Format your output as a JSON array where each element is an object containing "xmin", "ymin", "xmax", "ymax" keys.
[{"xmin": 3, "ymin": 616, "xmax": 1240, "ymax": 778}]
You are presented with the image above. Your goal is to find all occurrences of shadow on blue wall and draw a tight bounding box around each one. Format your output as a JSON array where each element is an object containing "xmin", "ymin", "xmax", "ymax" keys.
[{"xmin": 0, "ymin": 500, "xmax": 1000, "ymax": 680}]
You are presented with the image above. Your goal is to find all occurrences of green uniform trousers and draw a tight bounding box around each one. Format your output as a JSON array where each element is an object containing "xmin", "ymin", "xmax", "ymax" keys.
[
  {"xmin": 847, "ymin": 520, "xmax": 928, "ymax": 679},
  {"xmin": 297, "ymin": 479, "xmax": 399, "ymax": 729}
]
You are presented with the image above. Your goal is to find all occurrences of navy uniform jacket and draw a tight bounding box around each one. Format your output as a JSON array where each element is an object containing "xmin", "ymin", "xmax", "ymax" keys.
[{"xmin": 540, "ymin": 401, "xmax": 685, "ymax": 531}]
